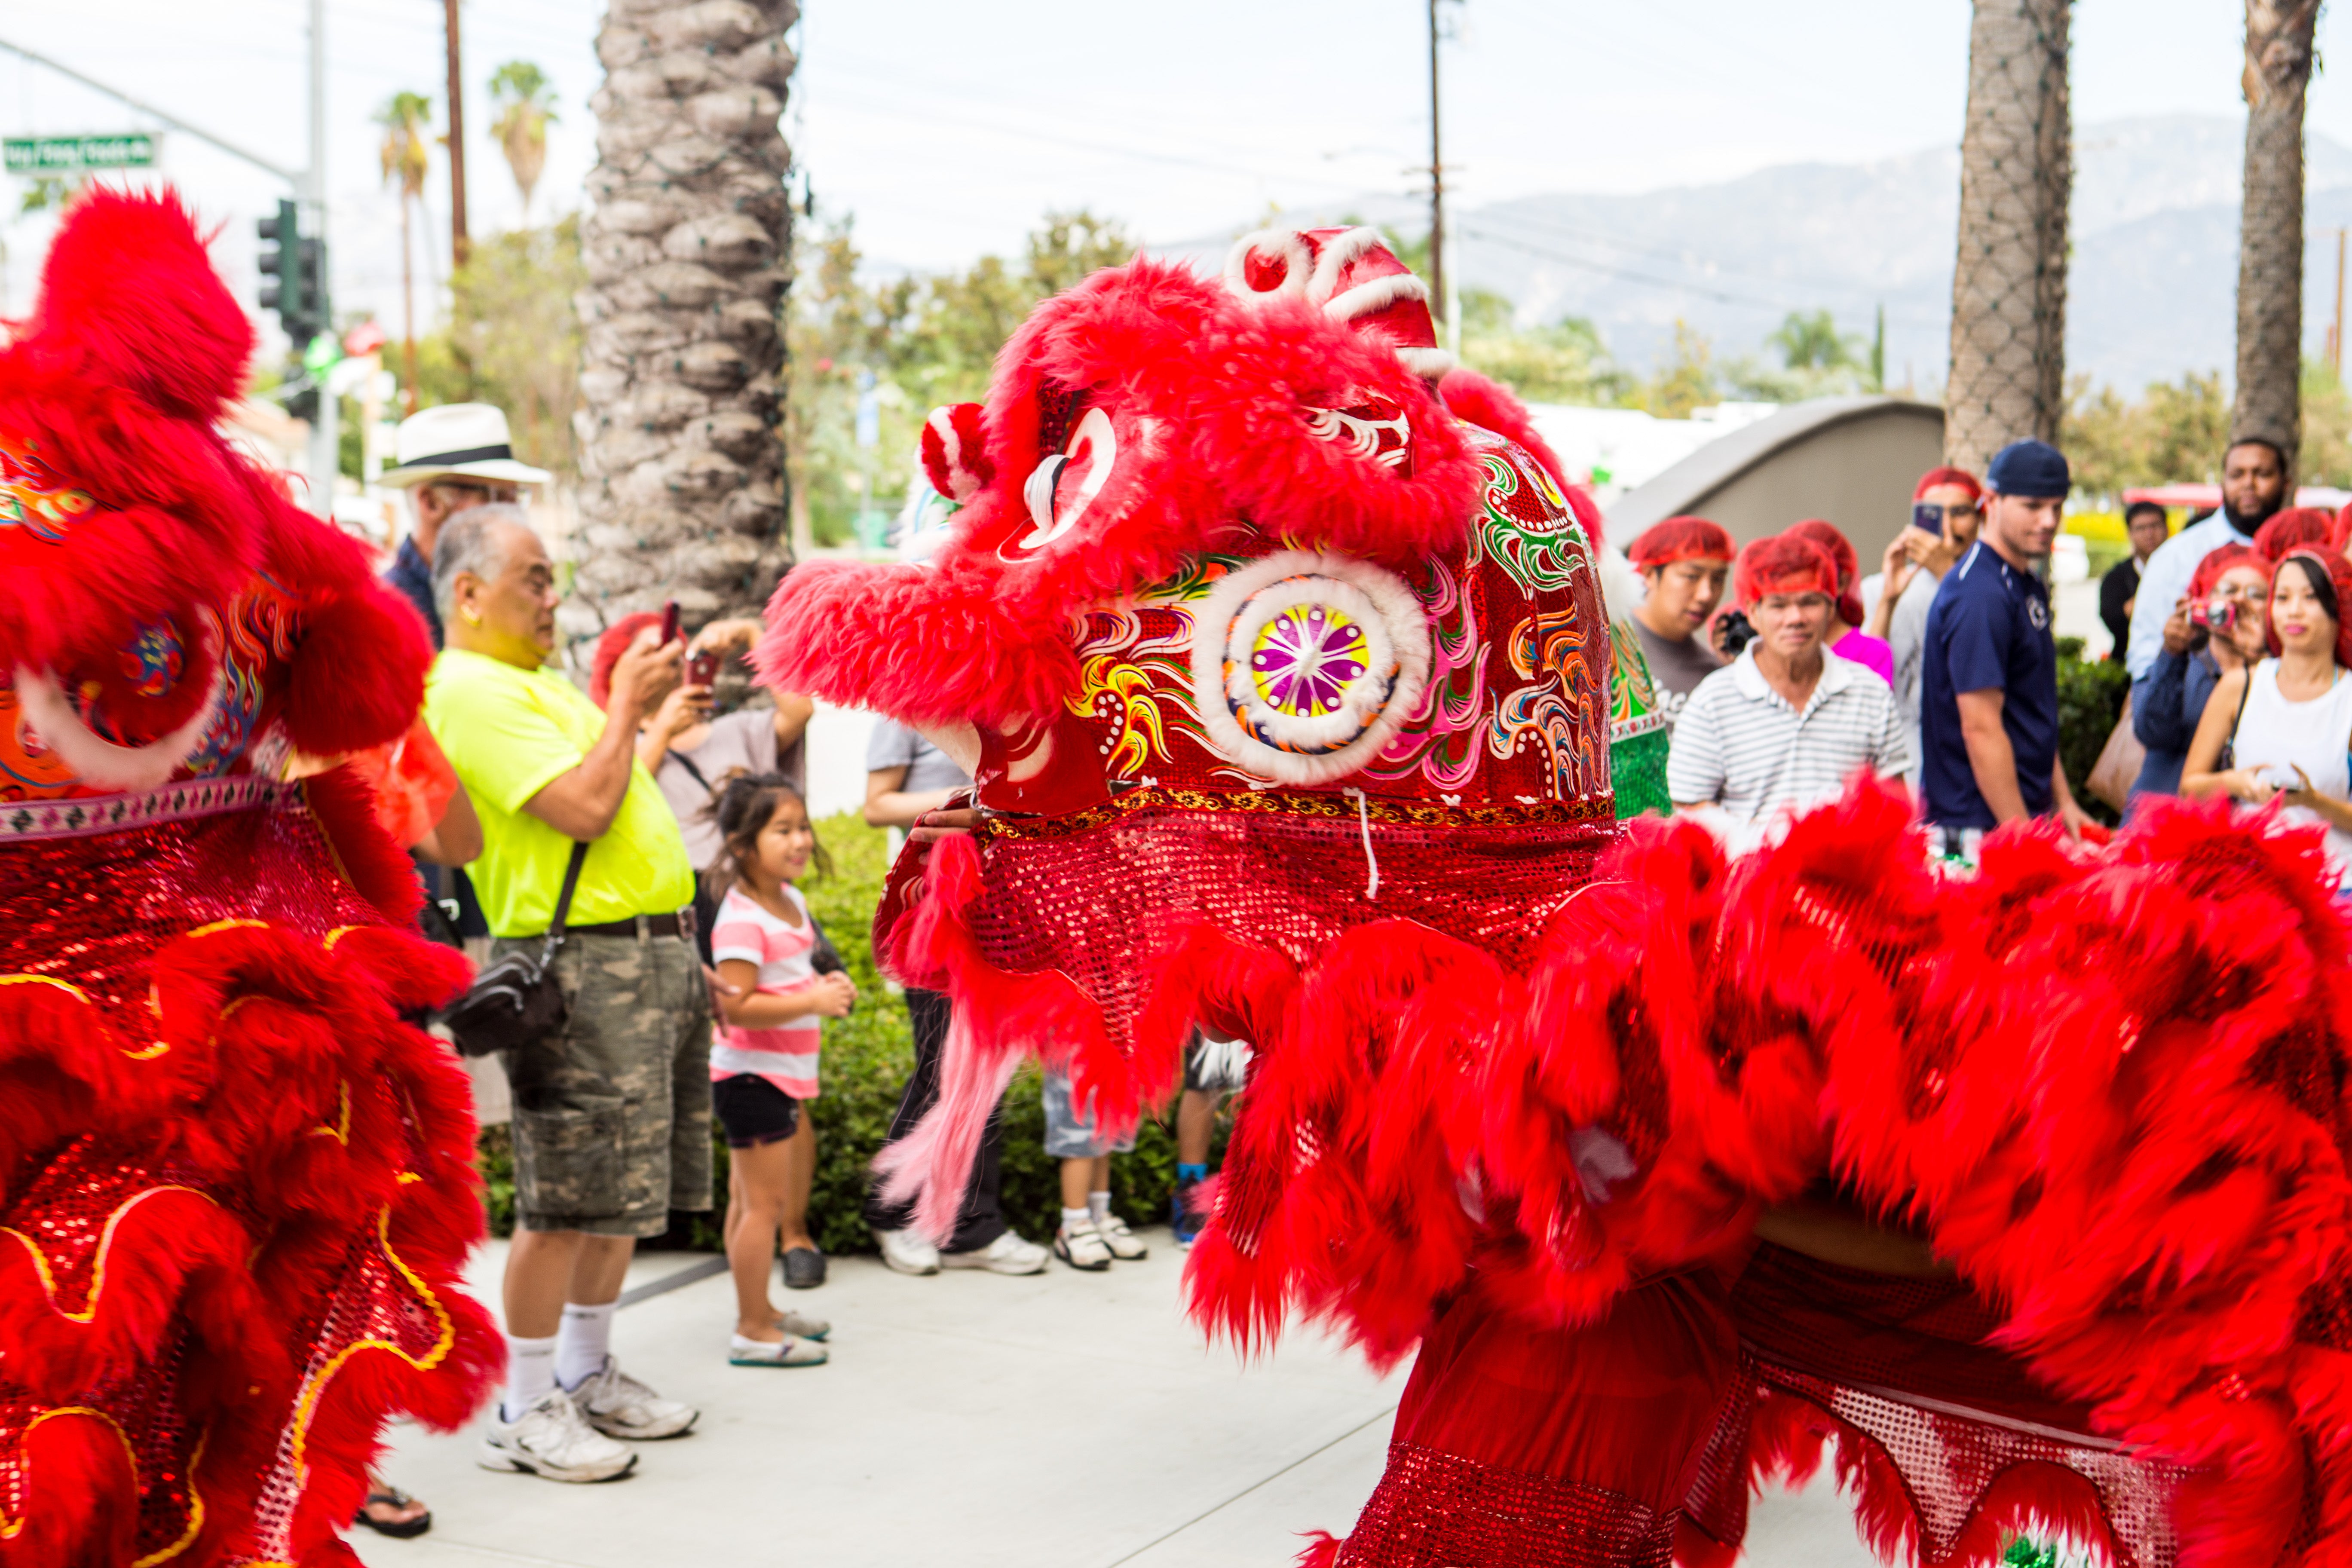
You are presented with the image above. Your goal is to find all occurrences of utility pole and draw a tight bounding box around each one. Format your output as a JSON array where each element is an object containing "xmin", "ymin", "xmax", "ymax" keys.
[
  {"xmin": 305, "ymin": 0, "xmax": 337, "ymax": 519},
  {"xmin": 445, "ymin": 0, "xmax": 468, "ymax": 268},
  {"xmin": 1426, "ymin": 0, "xmax": 1445, "ymax": 328}
]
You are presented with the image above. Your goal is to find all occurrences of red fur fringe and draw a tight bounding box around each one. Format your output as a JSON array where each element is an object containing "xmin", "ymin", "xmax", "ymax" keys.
[{"xmin": 0, "ymin": 900, "xmax": 495, "ymax": 1565}]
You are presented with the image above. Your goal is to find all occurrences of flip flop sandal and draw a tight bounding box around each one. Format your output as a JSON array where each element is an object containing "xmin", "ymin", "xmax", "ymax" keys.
[
  {"xmin": 353, "ymin": 1486, "xmax": 432, "ymax": 1538},
  {"xmin": 729, "ymin": 1333, "xmax": 829, "ymax": 1367}
]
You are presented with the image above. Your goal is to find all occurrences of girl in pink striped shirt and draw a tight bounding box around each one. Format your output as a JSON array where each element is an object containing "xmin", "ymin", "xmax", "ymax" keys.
[{"xmin": 708, "ymin": 774, "xmax": 856, "ymax": 1366}]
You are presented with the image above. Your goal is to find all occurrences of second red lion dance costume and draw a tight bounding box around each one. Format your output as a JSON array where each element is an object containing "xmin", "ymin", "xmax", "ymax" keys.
[{"xmin": 760, "ymin": 225, "xmax": 2352, "ymax": 1567}]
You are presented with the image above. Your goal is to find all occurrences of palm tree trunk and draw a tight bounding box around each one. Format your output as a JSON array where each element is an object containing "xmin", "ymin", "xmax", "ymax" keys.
[
  {"xmin": 1945, "ymin": 0, "xmax": 2071, "ymax": 474},
  {"xmin": 2234, "ymin": 0, "xmax": 2322, "ymax": 469},
  {"xmin": 569, "ymin": 0, "xmax": 796, "ymax": 645},
  {"xmin": 401, "ymin": 196, "xmax": 419, "ymax": 419}
]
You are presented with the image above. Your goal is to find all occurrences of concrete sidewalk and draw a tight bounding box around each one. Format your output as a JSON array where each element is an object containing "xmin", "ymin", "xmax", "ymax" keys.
[{"xmin": 356, "ymin": 1234, "xmax": 1875, "ymax": 1568}]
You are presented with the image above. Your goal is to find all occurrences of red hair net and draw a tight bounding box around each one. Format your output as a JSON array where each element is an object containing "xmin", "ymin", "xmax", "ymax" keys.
[
  {"xmin": 1912, "ymin": 466, "xmax": 1984, "ymax": 504},
  {"xmin": 2266, "ymin": 548, "xmax": 2352, "ymax": 667},
  {"xmin": 1735, "ymin": 533, "xmax": 1841, "ymax": 607},
  {"xmin": 2187, "ymin": 542, "xmax": 2269, "ymax": 603},
  {"xmin": 1628, "ymin": 515, "xmax": 1734, "ymax": 569},
  {"xmin": 2254, "ymin": 507, "xmax": 2334, "ymax": 563},
  {"xmin": 1785, "ymin": 519, "xmax": 1864, "ymax": 626},
  {"xmin": 590, "ymin": 611, "xmax": 663, "ymax": 710}
]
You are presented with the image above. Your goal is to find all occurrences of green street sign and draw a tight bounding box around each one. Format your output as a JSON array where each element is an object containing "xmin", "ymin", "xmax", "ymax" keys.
[{"xmin": 3, "ymin": 134, "xmax": 159, "ymax": 173}]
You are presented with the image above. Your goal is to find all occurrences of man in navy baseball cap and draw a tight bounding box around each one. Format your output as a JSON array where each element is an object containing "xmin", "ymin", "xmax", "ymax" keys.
[
  {"xmin": 1917, "ymin": 437, "xmax": 2092, "ymax": 854},
  {"xmin": 1983, "ymin": 437, "xmax": 2071, "ymax": 500}
]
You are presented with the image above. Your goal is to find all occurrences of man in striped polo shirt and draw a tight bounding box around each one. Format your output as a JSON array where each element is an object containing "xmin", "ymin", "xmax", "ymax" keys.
[{"xmin": 1666, "ymin": 532, "xmax": 1910, "ymax": 847}]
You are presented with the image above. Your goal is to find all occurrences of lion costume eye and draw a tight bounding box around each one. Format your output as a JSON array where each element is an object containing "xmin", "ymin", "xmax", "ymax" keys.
[{"xmin": 1008, "ymin": 405, "xmax": 1118, "ymax": 558}]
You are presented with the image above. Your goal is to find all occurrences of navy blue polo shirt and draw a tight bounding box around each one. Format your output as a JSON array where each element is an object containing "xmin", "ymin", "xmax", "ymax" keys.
[
  {"xmin": 1920, "ymin": 540, "xmax": 2058, "ymax": 829},
  {"xmin": 386, "ymin": 534, "xmax": 443, "ymax": 649}
]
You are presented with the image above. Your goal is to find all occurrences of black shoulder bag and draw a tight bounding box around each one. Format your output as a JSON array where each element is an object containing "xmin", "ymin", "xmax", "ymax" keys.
[{"xmin": 444, "ymin": 842, "xmax": 589, "ymax": 1058}]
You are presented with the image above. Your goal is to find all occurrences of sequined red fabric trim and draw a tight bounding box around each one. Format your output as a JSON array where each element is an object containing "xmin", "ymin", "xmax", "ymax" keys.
[
  {"xmin": 1332, "ymin": 1443, "xmax": 1674, "ymax": 1568},
  {"xmin": 0, "ymin": 789, "xmax": 381, "ymax": 1030},
  {"xmin": 963, "ymin": 804, "xmax": 1611, "ymax": 1052},
  {"xmin": 1680, "ymin": 1247, "xmax": 2196, "ymax": 1568},
  {"xmin": 0, "ymin": 792, "xmax": 492, "ymax": 1565}
]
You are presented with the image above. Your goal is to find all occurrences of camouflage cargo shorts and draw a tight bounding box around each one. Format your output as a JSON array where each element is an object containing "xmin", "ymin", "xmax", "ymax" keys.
[{"xmin": 496, "ymin": 929, "xmax": 712, "ymax": 1238}]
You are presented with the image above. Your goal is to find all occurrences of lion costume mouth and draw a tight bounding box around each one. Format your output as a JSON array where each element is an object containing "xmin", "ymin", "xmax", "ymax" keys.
[{"xmin": 12, "ymin": 656, "xmax": 224, "ymax": 792}]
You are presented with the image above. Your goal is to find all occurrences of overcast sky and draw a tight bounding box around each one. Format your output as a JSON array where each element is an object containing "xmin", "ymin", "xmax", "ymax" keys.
[{"xmin": 5, "ymin": 0, "xmax": 2350, "ymax": 363}]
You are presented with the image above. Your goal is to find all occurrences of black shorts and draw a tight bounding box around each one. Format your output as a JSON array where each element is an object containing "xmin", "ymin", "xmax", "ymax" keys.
[{"xmin": 712, "ymin": 1073, "xmax": 800, "ymax": 1148}]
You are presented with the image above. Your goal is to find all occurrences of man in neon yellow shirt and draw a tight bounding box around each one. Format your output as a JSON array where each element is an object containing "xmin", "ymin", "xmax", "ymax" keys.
[{"xmin": 424, "ymin": 505, "xmax": 707, "ymax": 1484}]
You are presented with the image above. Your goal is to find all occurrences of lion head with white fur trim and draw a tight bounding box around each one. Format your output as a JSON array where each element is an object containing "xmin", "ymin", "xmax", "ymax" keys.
[
  {"xmin": 758, "ymin": 227, "xmax": 1612, "ymax": 817},
  {"xmin": 0, "ymin": 189, "xmax": 430, "ymax": 803}
]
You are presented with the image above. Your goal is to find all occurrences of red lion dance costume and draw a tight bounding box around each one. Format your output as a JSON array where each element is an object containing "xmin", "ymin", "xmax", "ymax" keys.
[
  {"xmin": 762, "ymin": 228, "xmax": 2352, "ymax": 1566},
  {"xmin": 0, "ymin": 193, "xmax": 496, "ymax": 1565}
]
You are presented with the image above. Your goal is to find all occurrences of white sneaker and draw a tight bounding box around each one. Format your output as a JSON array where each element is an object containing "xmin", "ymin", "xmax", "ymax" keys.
[
  {"xmin": 477, "ymin": 1388, "xmax": 636, "ymax": 1482},
  {"xmin": 875, "ymin": 1227, "xmax": 941, "ymax": 1276},
  {"xmin": 566, "ymin": 1355, "xmax": 697, "ymax": 1440},
  {"xmin": 1094, "ymin": 1213, "xmax": 1150, "ymax": 1261},
  {"xmin": 939, "ymin": 1230, "xmax": 1050, "ymax": 1275},
  {"xmin": 1053, "ymin": 1221, "xmax": 1114, "ymax": 1272}
]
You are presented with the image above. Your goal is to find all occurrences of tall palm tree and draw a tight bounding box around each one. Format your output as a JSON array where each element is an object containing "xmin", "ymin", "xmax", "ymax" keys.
[
  {"xmin": 489, "ymin": 61, "xmax": 558, "ymax": 221},
  {"xmin": 377, "ymin": 91, "xmax": 433, "ymax": 418},
  {"xmin": 2234, "ymin": 0, "xmax": 2323, "ymax": 470},
  {"xmin": 568, "ymin": 0, "xmax": 796, "ymax": 644},
  {"xmin": 1945, "ymin": 0, "xmax": 2072, "ymax": 474}
]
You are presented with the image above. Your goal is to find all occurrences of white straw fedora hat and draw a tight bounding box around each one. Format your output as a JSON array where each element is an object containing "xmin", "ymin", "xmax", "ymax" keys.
[{"xmin": 378, "ymin": 402, "xmax": 553, "ymax": 488}]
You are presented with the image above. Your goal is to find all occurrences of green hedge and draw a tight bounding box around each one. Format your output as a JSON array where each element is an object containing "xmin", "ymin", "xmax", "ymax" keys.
[
  {"xmin": 479, "ymin": 812, "xmax": 1218, "ymax": 1251},
  {"xmin": 2055, "ymin": 637, "xmax": 2131, "ymax": 827}
]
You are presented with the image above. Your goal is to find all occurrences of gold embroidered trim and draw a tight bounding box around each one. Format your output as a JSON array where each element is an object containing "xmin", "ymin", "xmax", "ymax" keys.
[
  {"xmin": 286, "ymin": 1206, "xmax": 455, "ymax": 1483},
  {"xmin": 982, "ymin": 783, "xmax": 1615, "ymax": 841}
]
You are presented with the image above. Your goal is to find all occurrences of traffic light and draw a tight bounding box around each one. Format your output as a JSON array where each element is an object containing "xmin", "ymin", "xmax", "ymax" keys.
[
  {"xmin": 257, "ymin": 199, "xmax": 303, "ymax": 334},
  {"xmin": 255, "ymin": 199, "xmax": 331, "ymax": 351},
  {"xmin": 257, "ymin": 199, "xmax": 332, "ymax": 423}
]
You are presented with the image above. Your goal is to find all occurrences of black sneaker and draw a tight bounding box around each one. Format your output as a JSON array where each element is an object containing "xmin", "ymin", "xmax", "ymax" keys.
[
  {"xmin": 781, "ymin": 1245, "xmax": 827, "ymax": 1290},
  {"xmin": 1170, "ymin": 1177, "xmax": 1209, "ymax": 1247}
]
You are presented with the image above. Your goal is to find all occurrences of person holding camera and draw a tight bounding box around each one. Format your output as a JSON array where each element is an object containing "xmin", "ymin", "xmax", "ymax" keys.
[
  {"xmin": 1865, "ymin": 468, "xmax": 1985, "ymax": 787},
  {"xmin": 2130, "ymin": 544, "xmax": 2272, "ymax": 799},
  {"xmin": 424, "ymin": 506, "xmax": 709, "ymax": 1483},
  {"xmin": 589, "ymin": 612, "xmax": 814, "ymax": 961},
  {"xmin": 2182, "ymin": 547, "xmax": 2352, "ymax": 887}
]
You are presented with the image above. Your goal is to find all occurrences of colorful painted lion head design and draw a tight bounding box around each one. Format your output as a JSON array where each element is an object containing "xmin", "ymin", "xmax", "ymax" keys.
[
  {"xmin": 759, "ymin": 227, "xmax": 1612, "ymax": 821},
  {"xmin": 0, "ymin": 190, "xmax": 428, "ymax": 807}
]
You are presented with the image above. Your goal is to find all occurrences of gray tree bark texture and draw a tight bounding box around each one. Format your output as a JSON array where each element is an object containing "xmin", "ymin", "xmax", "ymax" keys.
[
  {"xmin": 568, "ymin": 0, "xmax": 798, "ymax": 647},
  {"xmin": 1945, "ymin": 0, "xmax": 2071, "ymax": 476},
  {"xmin": 2233, "ymin": 0, "xmax": 2322, "ymax": 470}
]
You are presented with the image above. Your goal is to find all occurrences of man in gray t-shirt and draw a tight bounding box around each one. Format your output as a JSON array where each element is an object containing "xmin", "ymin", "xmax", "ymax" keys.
[
  {"xmin": 860, "ymin": 717, "xmax": 1048, "ymax": 1278},
  {"xmin": 864, "ymin": 718, "xmax": 970, "ymax": 808},
  {"xmin": 1625, "ymin": 516, "xmax": 1734, "ymax": 735}
]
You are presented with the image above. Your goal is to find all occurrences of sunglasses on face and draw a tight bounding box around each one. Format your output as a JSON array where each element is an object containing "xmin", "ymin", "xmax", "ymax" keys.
[{"xmin": 431, "ymin": 481, "xmax": 520, "ymax": 503}]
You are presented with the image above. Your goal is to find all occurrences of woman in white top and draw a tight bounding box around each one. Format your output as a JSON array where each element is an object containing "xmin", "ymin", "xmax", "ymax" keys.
[{"xmin": 2184, "ymin": 548, "xmax": 2352, "ymax": 884}]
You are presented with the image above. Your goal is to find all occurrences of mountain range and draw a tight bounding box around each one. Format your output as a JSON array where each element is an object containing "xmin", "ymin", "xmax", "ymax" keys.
[{"xmin": 1174, "ymin": 116, "xmax": 2352, "ymax": 398}]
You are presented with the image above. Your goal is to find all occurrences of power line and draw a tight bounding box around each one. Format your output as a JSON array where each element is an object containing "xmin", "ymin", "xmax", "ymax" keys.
[
  {"xmin": 1461, "ymin": 224, "xmax": 1943, "ymax": 331},
  {"xmin": 805, "ymin": 83, "xmax": 1396, "ymax": 199}
]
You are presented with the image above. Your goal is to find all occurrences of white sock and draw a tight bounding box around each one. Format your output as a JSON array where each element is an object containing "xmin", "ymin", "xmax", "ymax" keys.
[
  {"xmin": 502, "ymin": 1333, "xmax": 557, "ymax": 1422},
  {"xmin": 1089, "ymin": 1191, "xmax": 1114, "ymax": 1228},
  {"xmin": 1061, "ymin": 1206, "xmax": 1093, "ymax": 1234},
  {"xmin": 554, "ymin": 1301, "xmax": 617, "ymax": 1390}
]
